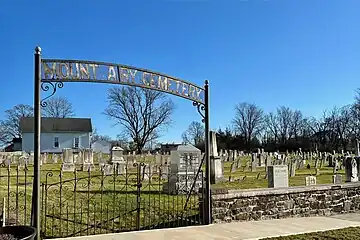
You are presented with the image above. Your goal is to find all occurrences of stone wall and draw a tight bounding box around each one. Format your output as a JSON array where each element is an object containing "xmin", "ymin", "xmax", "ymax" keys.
[{"xmin": 211, "ymin": 183, "xmax": 360, "ymax": 223}]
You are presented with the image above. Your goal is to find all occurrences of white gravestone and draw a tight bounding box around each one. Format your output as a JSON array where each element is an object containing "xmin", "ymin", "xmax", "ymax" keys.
[
  {"xmin": 333, "ymin": 174, "xmax": 342, "ymax": 184},
  {"xmin": 111, "ymin": 146, "xmax": 126, "ymax": 174},
  {"xmin": 52, "ymin": 154, "xmax": 58, "ymax": 163},
  {"xmin": 345, "ymin": 157, "xmax": 358, "ymax": 182},
  {"xmin": 305, "ymin": 176, "xmax": 316, "ymax": 186},
  {"xmin": 82, "ymin": 148, "xmax": 95, "ymax": 171},
  {"xmin": 268, "ymin": 165, "xmax": 289, "ymax": 188},
  {"xmin": 210, "ymin": 131, "xmax": 224, "ymax": 184},
  {"xmin": 102, "ymin": 164, "xmax": 114, "ymax": 176},
  {"xmin": 61, "ymin": 148, "xmax": 75, "ymax": 172},
  {"xmin": 155, "ymin": 154, "xmax": 162, "ymax": 165},
  {"xmin": 163, "ymin": 144, "xmax": 202, "ymax": 194},
  {"xmin": 29, "ymin": 152, "xmax": 34, "ymax": 165},
  {"xmin": 111, "ymin": 146, "xmax": 124, "ymax": 164}
]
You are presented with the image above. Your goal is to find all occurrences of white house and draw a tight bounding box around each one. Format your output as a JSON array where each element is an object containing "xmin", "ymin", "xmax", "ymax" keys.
[{"xmin": 20, "ymin": 117, "xmax": 92, "ymax": 153}]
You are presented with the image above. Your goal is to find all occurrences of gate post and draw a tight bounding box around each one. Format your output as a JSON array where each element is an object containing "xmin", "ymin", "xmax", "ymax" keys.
[
  {"xmin": 204, "ymin": 80, "xmax": 211, "ymax": 224},
  {"xmin": 136, "ymin": 163, "xmax": 141, "ymax": 230},
  {"xmin": 31, "ymin": 46, "xmax": 42, "ymax": 240}
]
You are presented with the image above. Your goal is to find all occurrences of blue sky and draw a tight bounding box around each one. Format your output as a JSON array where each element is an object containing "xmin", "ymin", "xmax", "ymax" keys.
[{"xmin": 1, "ymin": 0, "xmax": 360, "ymax": 143}]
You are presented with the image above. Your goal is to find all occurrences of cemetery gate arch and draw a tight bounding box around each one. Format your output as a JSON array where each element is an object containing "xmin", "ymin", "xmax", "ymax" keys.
[{"xmin": 32, "ymin": 47, "xmax": 211, "ymax": 238}]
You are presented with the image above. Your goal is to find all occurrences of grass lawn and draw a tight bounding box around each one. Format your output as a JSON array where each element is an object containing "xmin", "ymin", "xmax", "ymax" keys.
[
  {"xmin": 0, "ymin": 154, "xmax": 346, "ymax": 238},
  {"xmin": 0, "ymin": 157, "xmax": 201, "ymax": 238},
  {"xmin": 262, "ymin": 227, "xmax": 360, "ymax": 239},
  {"xmin": 212, "ymin": 156, "xmax": 344, "ymax": 190}
]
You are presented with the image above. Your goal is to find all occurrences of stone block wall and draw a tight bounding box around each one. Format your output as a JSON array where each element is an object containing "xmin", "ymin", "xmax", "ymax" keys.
[{"xmin": 211, "ymin": 183, "xmax": 360, "ymax": 223}]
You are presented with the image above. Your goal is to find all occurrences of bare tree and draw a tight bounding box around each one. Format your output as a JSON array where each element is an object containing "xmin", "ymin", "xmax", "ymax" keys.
[
  {"xmin": 0, "ymin": 104, "xmax": 34, "ymax": 144},
  {"xmin": 104, "ymin": 86, "xmax": 174, "ymax": 153},
  {"xmin": 276, "ymin": 106, "xmax": 293, "ymax": 144},
  {"xmin": 289, "ymin": 110, "xmax": 304, "ymax": 141},
  {"xmin": 337, "ymin": 105, "xmax": 353, "ymax": 150},
  {"xmin": 42, "ymin": 96, "xmax": 75, "ymax": 118},
  {"xmin": 233, "ymin": 102, "xmax": 264, "ymax": 145},
  {"xmin": 265, "ymin": 112, "xmax": 279, "ymax": 143},
  {"xmin": 350, "ymin": 89, "xmax": 360, "ymax": 139},
  {"xmin": 182, "ymin": 121, "xmax": 205, "ymax": 145}
]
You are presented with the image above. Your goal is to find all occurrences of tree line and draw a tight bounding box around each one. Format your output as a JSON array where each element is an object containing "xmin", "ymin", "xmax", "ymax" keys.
[
  {"xmin": 182, "ymin": 89, "xmax": 360, "ymax": 152},
  {"xmin": 2, "ymin": 86, "xmax": 360, "ymax": 153}
]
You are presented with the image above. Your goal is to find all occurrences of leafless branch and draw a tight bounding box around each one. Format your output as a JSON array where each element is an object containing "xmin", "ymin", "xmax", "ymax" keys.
[{"xmin": 104, "ymin": 86, "xmax": 174, "ymax": 153}]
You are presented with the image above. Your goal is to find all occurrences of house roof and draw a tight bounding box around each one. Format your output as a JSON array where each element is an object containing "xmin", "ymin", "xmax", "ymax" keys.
[{"xmin": 20, "ymin": 117, "xmax": 92, "ymax": 133}]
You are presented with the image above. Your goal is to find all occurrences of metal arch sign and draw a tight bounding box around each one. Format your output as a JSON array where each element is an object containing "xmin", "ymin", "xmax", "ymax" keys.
[
  {"xmin": 32, "ymin": 47, "xmax": 211, "ymax": 238},
  {"xmin": 41, "ymin": 59, "xmax": 205, "ymax": 104}
]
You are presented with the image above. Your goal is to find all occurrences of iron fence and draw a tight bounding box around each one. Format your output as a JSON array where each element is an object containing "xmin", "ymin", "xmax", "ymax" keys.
[{"xmin": 0, "ymin": 162, "xmax": 205, "ymax": 239}]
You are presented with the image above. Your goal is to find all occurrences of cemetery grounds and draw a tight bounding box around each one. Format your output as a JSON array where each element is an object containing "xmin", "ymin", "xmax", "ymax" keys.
[
  {"xmin": 0, "ymin": 154, "xmax": 203, "ymax": 239},
  {"xmin": 0, "ymin": 152, "xmax": 344, "ymax": 238}
]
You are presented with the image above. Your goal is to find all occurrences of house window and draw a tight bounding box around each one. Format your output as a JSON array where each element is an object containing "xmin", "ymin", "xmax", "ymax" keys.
[
  {"xmin": 54, "ymin": 137, "xmax": 59, "ymax": 148},
  {"xmin": 74, "ymin": 137, "xmax": 80, "ymax": 148}
]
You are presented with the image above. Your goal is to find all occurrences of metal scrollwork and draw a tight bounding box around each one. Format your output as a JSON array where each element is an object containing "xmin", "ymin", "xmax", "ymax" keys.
[
  {"xmin": 193, "ymin": 101, "xmax": 205, "ymax": 123},
  {"xmin": 41, "ymin": 81, "xmax": 64, "ymax": 107}
]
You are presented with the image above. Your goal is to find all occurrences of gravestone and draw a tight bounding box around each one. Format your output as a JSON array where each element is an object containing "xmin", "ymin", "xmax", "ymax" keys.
[
  {"xmin": 245, "ymin": 161, "xmax": 250, "ymax": 171},
  {"xmin": 155, "ymin": 154, "xmax": 162, "ymax": 165},
  {"xmin": 333, "ymin": 158, "xmax": 339, "ymax": 174},
  {"xmin": 42, "ymin": 153, "xmax": 47, "ymax": 164},
  {"xmin": 111, "ymin": 146, "xmax": 126, "ymax": 174},
  {"xmin": 111, "ymin": 146, "xmax": 124, "ymax": 164},
  {"xmin": 290, "ymin": 161, "xmax": 296, "ymax": 177},
  {"xmin": 333, "ymin": 174, "xmax": 342, "ymax": 184},
  {"xmin": 82, "ymin": 148, "xmax": 95, "ymax": 171},
  {"xmin": 328, "ymin": 155, "xmax": 334, "ymax": 167},
  {"xmin": 305, "ymin": 176, "xmax": 317, "ymax": 186},
  {"xmin": 52, "ymin": 154, "xmax": 58, "ymax": 163},
  {"xmin": 209, "ymin": 131, "xmax": 224, "ymax": 184},
  {"xmin": 73, "ymin": 154, "xmax": 79, "ymax": 164},
  {"xmin": 233, "ymin": 150, "xmax": 238, "ymax": 162},
  {"xmin": 142, "ymin": 164, "xmax": 152, "ymax": 180},
  {"xmin": 162, "ymin": 144, "xmax": 202, "ymax": 194},
  {"xmin": 314, "ymin": 158, "xmax": 319, "ymax": 168},
  {"xmin": 258, "ymin": 153, "xmax": 263, "ymax": 167},
  {"xmin": 96, "ymin": 152, "xmax": 103, "ymax": 162},
  {"xmin": 29, "ymin": 152, "xmax": 34, "ymax": 165},
  {"xmin": 265, "ymin": 154, "xmax": 271, "ymax": 168},
  {"xmin": 230, "ymin": 162, "xmax": 236, "ymax": 173},
  {"xmin": 345, "ymin": 157, "xmax": 358, "ymax": 182},
  {"xmin": 160, "ymin": 164, "xmax": 169, "ymax": 180},
  {"xmin": 268, "ymin": 165, "xmax": 288, "ymax": 188},
  {"xmin": 251, "ymin": 153, "xmax": 257, "ymax": 172},
  {"xmin": 102, "ymin": 164, "xmax": 114, "ymax": 176},
  {"xmin": 219, "ymin": 149, "xmax": 223, "ymax": 157},
  {"xmin": 18, "ymin": 156, "xmax": 26, "ymax": 170},
  {"xmin": 355, "ymin": 157, "xmax": 360, "ymax": 180},
  {"xmin": 236, "ymin": 157, "xmax": 241, "ymax": 168},
  {"xmin": 61, "ymin": 148, "xmax": 75, "ymax": 172},
  {"xmin": 229, "ymin": 150, "xmax": 234, "ymax": 162}
]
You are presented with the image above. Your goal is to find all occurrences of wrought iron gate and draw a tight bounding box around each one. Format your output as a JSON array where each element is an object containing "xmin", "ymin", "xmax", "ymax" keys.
[{"xmin": 41, "ymin": 162, "xmax": 205, "ymax": 239}]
